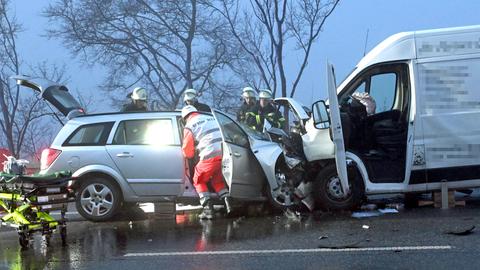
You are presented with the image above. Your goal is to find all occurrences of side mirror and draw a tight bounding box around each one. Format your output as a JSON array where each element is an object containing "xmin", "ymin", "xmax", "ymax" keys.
[{"xmin": 312, "ymin": 100, "xmax": 330, "ymax": 129}]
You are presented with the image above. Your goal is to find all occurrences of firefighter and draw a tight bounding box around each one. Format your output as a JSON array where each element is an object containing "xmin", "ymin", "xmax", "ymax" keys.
[
  {"xmin": 122, "ymin": 87, "xmax": 149, "ymax": 112},
  {"xmin": 236, "ymin": 86, "xmax": 257, "ymax": 123},
  {"xmin": 245, "ymin": 89, "xmax": 285, "ymax": 131},
  {"xmin": 181, "ymin": 105, "xmax": 232, "ymax": 219},
  {"xmin": 183, "ymin": 88, "xmax": 211, "ymax": 112}
]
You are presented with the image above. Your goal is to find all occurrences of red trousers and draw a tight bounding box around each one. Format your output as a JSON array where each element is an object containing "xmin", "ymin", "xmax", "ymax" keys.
[{"xmin": 193, "ymin": 156, "xmax": 226, "ymax": 195}]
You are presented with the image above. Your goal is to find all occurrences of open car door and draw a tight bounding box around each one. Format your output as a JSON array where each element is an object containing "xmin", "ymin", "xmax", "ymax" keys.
[
  {"xmin": 11, "ymin": 75, "xmax": 85, "ymax": 119},
  {"xmin": 212, "ymin": 110, "xmax": 264, "ymax": 199},
  {"xmin": 327, "ymin": 62, "xmax": 350, "ymax": 195}
]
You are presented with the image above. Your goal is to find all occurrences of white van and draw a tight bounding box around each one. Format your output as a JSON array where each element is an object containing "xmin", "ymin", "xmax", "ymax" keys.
[{"xmin": 285, "ymin": 25, "xmax": 480, "ymax": 210}]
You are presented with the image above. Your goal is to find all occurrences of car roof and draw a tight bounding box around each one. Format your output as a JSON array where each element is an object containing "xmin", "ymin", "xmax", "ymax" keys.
[{"xmin": 69, "ymin": 111, "xmax": 182, "ymax": 125}]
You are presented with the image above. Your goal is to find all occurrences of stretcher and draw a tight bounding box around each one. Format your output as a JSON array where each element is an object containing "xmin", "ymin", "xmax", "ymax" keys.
[{"xmin": 0, "ymin": 171, "xmax": 75, "ymax": 249}]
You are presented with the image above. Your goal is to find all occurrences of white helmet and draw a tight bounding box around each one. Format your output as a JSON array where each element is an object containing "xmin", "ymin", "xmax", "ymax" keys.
[
  {"xmin": 242, "ymin": 87, "xmax": 256, "ymax": 98},
  {"xmin": 259, "ymin": 89, "xmax": 273, "ymax": 99},
  {"xmin": 184, "ymin": 88, "xmax": 198, "ymax": 102},
  {"xmin": 181, "ymin": 105, "xmax": 197, "ymax": 119},
  {"xmin": 131, "ymin": 87, "xmax": 147, "ymax": 101}
]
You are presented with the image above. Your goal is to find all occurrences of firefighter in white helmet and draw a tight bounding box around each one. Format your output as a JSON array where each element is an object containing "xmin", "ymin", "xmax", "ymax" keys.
[
  {"xmin": 181, "ymin": 105, "xmax": 232, "ymax": 219},
  {"xmin": 245, "ymin": 89, "xmax": 284, "ymax": 131},
  {"xmin": 122, "ymin": 87, "xmax": 149, "ymax": 112},
  {"xmin": 183, "ymin": 88, "xmax": 211, "ymax": 112},
  {"xmin": 236, "ymin": 86, "xmax": 257, "ymax": 123}
]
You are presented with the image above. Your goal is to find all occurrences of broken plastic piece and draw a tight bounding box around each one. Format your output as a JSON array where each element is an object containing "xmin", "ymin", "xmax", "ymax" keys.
[
  {"xmin": 352, "ymin": 211, "xmax": 381, "ymax": 218},
  {"xmin": 444, "ymin": 225, "xmax": 475, "ymax": 236},
  {"xmin": 378, "ymin": 208, "xmax": 399, "ymax": 214}
]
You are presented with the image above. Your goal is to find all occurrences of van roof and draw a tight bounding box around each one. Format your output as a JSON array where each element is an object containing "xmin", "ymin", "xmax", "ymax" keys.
[
  {"xmin": 337, "ymin": 25, "xmax": 480, "ymax": 92},
  {"xmin": 357, "ymin": 24, "xmax": 480, "ymax": 70}
]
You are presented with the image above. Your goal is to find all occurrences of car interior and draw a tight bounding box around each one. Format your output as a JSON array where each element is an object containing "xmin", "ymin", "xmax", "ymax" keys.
[{"xmin": 338, "ymin": 63, "xmax": 410, "ymax": 183}]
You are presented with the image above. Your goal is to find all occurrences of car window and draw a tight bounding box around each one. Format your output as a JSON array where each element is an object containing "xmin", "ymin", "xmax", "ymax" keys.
[
  {"xmin": 64, "ymin": 122, "xmax": 113, "ymax": 146},
  {"xmin": 215, "ymin": 112, "xmax": 249, "ymax": 148},
  {"xmin": 113, "ymin": 119, "xmax": 175, "ymax": 145},
  {"xmin": 369, "ymin": 73, "xmax": 397, "ymax": 113}
]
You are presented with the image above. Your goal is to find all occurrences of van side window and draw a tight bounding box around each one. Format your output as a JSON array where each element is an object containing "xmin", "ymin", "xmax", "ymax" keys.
[
  {"xmin": 64, "ymin": 122, "xmax": 114, "ymax": 146},
  {"xmin": 112, "ymin": 119, "xmax": 175, "ymax": 145},
  {"xmin": 369, "ymin": 73, "xmax": 397, "ymax": 113}
]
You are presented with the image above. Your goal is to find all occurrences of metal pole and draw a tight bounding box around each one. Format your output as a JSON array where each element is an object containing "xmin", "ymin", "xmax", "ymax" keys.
[{"xmin": 441, "ymin": 180, "xmax": 448, "ymax": 210}]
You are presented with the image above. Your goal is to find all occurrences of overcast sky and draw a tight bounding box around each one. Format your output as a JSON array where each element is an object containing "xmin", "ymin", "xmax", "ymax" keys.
[{"xmin": 11, "ymin": 0, "xmax": 480, "ymax": 112}]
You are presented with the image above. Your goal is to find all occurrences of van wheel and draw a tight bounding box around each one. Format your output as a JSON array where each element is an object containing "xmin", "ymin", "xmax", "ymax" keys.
[
  {"xmin": 76, "ymin": 177, "xmax": 122, "ymax": 222},
  {"xmin": 313, "ymin": 163, "xmax": 364, "ymax": 211}
]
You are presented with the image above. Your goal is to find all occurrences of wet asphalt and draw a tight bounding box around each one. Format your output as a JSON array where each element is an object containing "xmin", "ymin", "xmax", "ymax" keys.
[{"xmin": 2, "ymin": 199, "xmax": 480, "ymax": 270}]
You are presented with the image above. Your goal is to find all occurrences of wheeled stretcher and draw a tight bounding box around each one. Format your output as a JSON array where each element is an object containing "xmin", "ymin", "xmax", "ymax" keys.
[{"xmin": 0, "ymin": 171, "xmax": 75, "ymax": 249}]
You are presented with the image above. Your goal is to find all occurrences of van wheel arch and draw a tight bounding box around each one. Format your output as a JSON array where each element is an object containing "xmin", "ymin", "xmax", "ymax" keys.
[{"xmin": 313, "ymin": 161, "xmax": 366, "ymax": 211}]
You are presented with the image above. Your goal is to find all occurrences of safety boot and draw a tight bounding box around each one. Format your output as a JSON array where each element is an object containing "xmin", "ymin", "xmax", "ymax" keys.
[
  {"xmin": 198, "ymin": 201, "xmax": 214, "ymax": 220},
  {"xmin": 223, "ymin": 196, "xmax": 233, "ymax": 216}
]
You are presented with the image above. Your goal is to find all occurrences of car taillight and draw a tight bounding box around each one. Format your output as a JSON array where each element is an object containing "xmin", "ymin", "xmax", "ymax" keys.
[{"xmin": 40, "ymin": 148, "xmax": 62, "ymax": 170}]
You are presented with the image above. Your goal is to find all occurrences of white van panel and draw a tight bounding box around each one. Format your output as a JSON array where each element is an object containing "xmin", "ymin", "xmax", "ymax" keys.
[
  {"xmin": 416, "ymin": 30, "xmax": 480, "ymax": 59},
  {"xmin": 416, "ymin": 58, "xmax": 480, "ymax": 170}
]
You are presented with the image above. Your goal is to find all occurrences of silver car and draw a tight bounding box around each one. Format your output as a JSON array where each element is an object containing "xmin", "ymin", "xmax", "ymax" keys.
[{"xmin": 15, "ymin": 76, "xmax": 303, "ymax": 221}]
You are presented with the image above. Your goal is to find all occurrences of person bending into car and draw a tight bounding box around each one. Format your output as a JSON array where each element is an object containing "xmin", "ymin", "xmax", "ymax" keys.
[{"xmin": 181, "ymin": 105, "xmax": 233, "ymax": 219}]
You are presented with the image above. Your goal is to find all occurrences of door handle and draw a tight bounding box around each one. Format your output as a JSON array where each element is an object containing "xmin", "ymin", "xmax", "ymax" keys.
[
  {"xmin": 116, "ymin": 152, "xmax": 134, "ymax": 158},
  {"xmin": 233, "ymin": 152, "xmax": 241, "ymax": 157}
]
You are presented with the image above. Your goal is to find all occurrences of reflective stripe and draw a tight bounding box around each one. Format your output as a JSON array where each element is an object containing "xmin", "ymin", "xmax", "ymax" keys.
[
  {"xmin": 197, "ymin": 128, "xmax": 220, "ymax": 141},
  {"xmin": 198, "ymin": 138, "xmax": 223, "ymax": 151},
  {"xmin": 256, "ymin": 115, "xmax": 261, "ymax": 125},
  {"xmin": 217, "ymin": 189, "xmax": 229, "ymax": 198},
  {"xmin": 198, "ymin": 192, "xmax": 211, "ymax": 199},
  {"xmin": 202, "ymin": 150, "xmax": 222, "ymax": 161},
  {"xmin": 199, "ymin": 195, "xmax": 211, "ymax": 206},
  {"xmin": 185, "ymin": 114, "xmax": 223, "ymax": 160}
]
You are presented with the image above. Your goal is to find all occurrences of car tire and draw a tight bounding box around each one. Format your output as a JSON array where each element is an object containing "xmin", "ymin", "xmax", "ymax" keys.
[
  {"xmin": 264, "ymin": 182, "xmax": 298, "ymax": 212},
  {"xmin": 76, "ymin": 177, "xmax": 122, "ymax": 222},
  {"xmin": 313, "ymin": 163, "xmax": 364, "ymax": 211}
]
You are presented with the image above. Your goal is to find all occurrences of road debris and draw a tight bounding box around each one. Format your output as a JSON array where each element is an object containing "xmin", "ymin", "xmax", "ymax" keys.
[
  {"xmin": 318, "ymin": 239, "xmax": 365, "ymax": 249},
  {"xmin": 284, "ymin": 209, "xmax": 301, "ymax": 222},
  {"xmin": 444, "ymin": 225, "xmax": 475, "ymax": 236},
  {"xmin": 352, "ymin": 211, "xmax": 382, "ymax": 218}
]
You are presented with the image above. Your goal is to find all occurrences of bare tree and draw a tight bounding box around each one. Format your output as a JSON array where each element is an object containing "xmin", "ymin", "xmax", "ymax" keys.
[
  {"xmin": 45, "ymin": 0, "xmax": 239, "ymax": 110},
  {"xmin": 213, "ymin": 0, "xmax": 339, "ymax": 98},
  {"xmin": 0, "ymin": 0, "xmax": 69, "ymax": 158},
  {"xmin": 0, "ymin": 0, "xmax": 46, "ymax": 157}
]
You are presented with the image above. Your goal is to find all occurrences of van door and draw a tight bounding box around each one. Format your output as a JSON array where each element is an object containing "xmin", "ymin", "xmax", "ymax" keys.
[
  {"xmin": 212, "ymin": 111, "xmax": 264, "ymax": 199},
  {"xmin": 327, "ymin": 62, "xmax": 350, "ymax": 195}
]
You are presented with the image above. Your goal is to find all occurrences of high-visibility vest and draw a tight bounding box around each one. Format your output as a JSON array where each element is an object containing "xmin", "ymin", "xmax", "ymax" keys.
[{"xmin": 185, "ymin": 114, "xmax": 223, "ymax": 160}]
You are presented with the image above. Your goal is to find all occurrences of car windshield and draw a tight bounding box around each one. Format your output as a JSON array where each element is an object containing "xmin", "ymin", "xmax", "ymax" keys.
[
  {"xmin": 238, "ymin": 121, "xmax": 270, "ymax": 141},
  {"xmin": 214, "ymin": 111, "xmax": 270, "ymax": 142}
]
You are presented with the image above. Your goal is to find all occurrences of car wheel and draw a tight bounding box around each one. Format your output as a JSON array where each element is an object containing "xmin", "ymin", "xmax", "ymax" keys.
[
  {"xmin": 265, "ymin": 171, "xmax": 298, "ymax": 212},
  {"xmin": 313, "ymin": 163, "xmax": 364, "ymax": 211},
  {"xmin": 76, "ymin": 177, "xmax": 122, "ymax": 222}
]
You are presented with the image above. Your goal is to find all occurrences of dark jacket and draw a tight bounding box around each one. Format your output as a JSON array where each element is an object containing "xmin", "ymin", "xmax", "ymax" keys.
[
  {"xmin": 121, "ymin": 102, "xmax": 148, "ymax": 112},
  {"xmin": 245, "ymin": 103, "xmax": 285, "ymax": 131},
  {"xmin": 189, "ymin": 101, "xmax": 211, "ymax": 112},
  {"xmin": 237, "ymin": 101, "xmax": 257, "ymax": 123}
]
